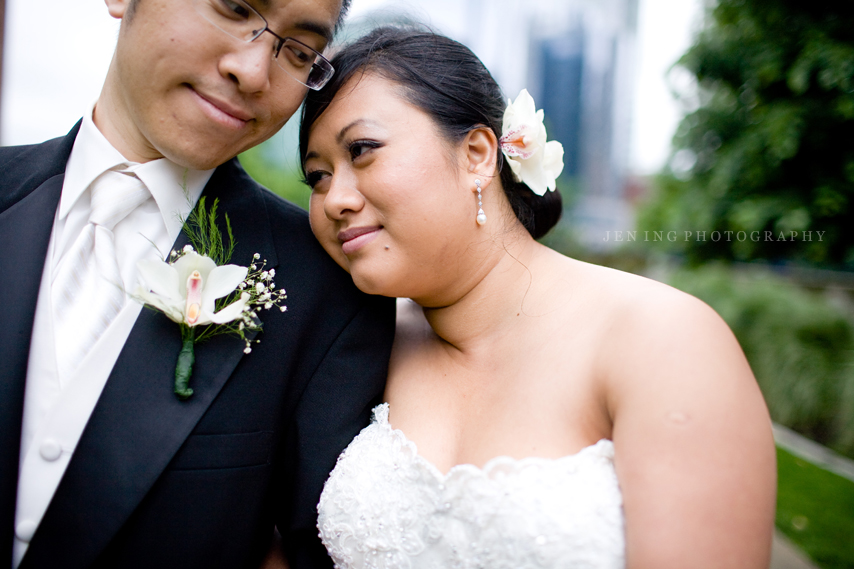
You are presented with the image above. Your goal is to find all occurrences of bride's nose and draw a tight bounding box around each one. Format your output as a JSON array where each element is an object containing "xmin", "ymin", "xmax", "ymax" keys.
[{"xmin": 323, "ymin": 174, "xmax": 365, "ymax": 220}]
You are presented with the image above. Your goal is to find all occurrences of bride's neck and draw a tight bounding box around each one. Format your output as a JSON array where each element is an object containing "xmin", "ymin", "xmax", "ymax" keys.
[{"xmin": 419, "ymin": 231, "xmax": 544, "ymax": 354}]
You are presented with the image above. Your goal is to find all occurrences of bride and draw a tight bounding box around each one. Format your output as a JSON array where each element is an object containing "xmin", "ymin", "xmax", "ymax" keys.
[{"xmin": 297, "ymin": 26, "xmax": 776, "ymax": 568}]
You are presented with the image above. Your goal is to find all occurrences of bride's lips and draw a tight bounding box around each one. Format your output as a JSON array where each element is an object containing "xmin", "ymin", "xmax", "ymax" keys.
[{"xmin": 338, "ymin": 226, "xmax": 382, "ymax": 255}]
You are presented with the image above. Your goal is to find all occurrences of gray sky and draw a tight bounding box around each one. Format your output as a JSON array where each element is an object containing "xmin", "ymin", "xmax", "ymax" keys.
[{"xmin": 0, "ymin": 0, "xmax": 701, "ymax": 174}]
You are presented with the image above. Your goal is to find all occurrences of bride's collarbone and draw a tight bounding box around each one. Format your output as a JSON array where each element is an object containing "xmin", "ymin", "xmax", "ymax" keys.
[
  {"xmin": 388, "ymin": 313, "xmax": 603, "ymax": 410},
  {"xmin": 391, "ymin": 325, "xmax": 592, "ymax": 391}
]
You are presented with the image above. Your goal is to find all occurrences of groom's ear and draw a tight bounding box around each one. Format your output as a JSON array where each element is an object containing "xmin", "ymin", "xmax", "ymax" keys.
[
  {"xmin": 462, "ymin": 127, "xmax": 499, "ymax": 188},
  {"xmin": 105, "ymin": 0, "xmax": 133, "ymax": 20}
]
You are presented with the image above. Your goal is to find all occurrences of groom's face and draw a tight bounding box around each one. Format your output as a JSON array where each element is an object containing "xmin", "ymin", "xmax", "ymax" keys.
[{"xmin": 103, "ymin": 0, "xmax": 341, "ymax": 170}]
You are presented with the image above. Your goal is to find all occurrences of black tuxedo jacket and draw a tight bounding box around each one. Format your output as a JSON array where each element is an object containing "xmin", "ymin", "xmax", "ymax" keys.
[{"xmin": 0, "ymin": 124, "xmax": 395, "ymax": 569}]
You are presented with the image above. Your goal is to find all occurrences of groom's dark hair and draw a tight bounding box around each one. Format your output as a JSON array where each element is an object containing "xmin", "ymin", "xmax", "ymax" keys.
[{"xmin": 299, "ymin": 26, "xmax": 563, "ymax": 240}]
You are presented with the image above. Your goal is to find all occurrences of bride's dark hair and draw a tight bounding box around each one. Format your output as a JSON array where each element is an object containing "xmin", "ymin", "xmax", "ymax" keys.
[{"xmin": 299, "ymin": 26, "xmax": 562, "ymax": 239}]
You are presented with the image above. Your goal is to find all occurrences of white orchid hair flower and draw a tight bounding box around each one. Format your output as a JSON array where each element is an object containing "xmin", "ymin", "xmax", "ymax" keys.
[{"xmin": 499, "ymin": 89, "xmax": 565, "ymax": 196}]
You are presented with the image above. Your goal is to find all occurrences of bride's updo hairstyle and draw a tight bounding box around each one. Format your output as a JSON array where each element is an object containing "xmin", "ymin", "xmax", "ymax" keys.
[{"xmin": 299, "ymin": 26, "xmax": 563, "ymax": 239}]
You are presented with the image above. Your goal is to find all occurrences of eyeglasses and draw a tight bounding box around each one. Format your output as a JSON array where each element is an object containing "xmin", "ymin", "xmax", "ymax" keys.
[{"xmin": 194, "ymin": 0, "xmax": 334, "ymax": 90}]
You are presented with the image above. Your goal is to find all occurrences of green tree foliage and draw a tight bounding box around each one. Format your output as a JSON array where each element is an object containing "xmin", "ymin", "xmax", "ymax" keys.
[
  {"xmin": 238, "ymin": 144, "xmax": 310, "ymax": 211},
  {"xmin": 639, "ymin": 1, "xmax": 854, "ymax": 267}
]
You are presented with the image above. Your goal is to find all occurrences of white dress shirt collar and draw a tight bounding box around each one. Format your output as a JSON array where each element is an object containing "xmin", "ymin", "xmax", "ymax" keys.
[{"xmin": 60, "ymin": 106, "xmax": 214, "ymax": 248}]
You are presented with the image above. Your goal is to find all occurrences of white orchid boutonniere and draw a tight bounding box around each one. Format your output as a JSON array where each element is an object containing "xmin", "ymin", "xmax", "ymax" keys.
[
  {"xmin": 133, "ymin": 197, "xmax": 287, "ymax": 400},
  {"xmin": 499, "ymin": 89, "xmax": 565, "ymax": 196}
]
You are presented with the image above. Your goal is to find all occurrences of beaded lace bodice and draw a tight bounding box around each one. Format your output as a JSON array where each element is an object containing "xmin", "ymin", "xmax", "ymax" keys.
[{"xmin": 318, "ymin": 404, "xmax": 625, "ymax": 569}]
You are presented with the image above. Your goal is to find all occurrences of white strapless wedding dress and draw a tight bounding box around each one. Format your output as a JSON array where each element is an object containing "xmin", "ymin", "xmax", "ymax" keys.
[{"xmin": 318, "ymin": 404, "xmax": 625, "ymax": 569}]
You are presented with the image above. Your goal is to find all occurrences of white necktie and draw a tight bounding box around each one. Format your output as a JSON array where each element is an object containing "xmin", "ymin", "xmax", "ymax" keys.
[{"xmin": 52, "ymin": 168, "xmax": 151, "ymax": 382}]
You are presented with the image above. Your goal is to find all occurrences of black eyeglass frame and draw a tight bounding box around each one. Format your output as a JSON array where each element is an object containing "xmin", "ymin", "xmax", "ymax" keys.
[{"xmin": 197, "ymin": 0, "xmax": 335, "ymax": 91}]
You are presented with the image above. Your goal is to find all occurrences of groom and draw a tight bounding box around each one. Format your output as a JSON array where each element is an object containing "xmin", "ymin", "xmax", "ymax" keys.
[{"xmin": 0, "ymin": 0, "xmax": 394, "ymax": 568}]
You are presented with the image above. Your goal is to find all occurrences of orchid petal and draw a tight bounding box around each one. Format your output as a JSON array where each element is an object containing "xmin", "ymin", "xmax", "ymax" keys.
[
  {"xmin": 198, "ymin": 264, "xmax": 248, "ymax": 318},
  {"xmin": 521, "ymin": 160, "xmax": 549, "ymax": 196},
  {"xmin": 136, "ymin": 258, "xmax": 180, "ymax": 301},
  {"xmin": 503, "ymin": 89, "xmax": 537, "ymax": 131},
  {"xmin": 506, "ymin": 157, "xmax": 523, "ymax": 182},
  {"xmin": 208, "ymin": 292, "xmax": 250, "ymax": 324},
  {"xmin": 173, "ymin": 252, "xmax": 218, "ymax": 294},
  {"xmin": 133, "ymin": 287, "xmax": 185, "ymax": 323},
  {"xmin": 203, "ymin": 265, "xmax": 249, "ymax": 302},
  {"xmin": 542, "ymin": 141, "xmax": 565, "ymax": 190}
]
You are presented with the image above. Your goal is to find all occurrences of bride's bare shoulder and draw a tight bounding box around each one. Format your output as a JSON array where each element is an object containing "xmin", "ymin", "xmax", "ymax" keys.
[
  {"xmin": 560, "ymin": 255, "xmax": 762, "ymax": 414},
  {"xmin": 564, "ymin": 258, "xmax": 776, "ymax": 566},
  {"xmin": 548, "ymin": 253, "xmax": 737, "ymax": 359},
  {"xmin": 552, "ymin": 253, "xmax": 710, "ymax": 319}
]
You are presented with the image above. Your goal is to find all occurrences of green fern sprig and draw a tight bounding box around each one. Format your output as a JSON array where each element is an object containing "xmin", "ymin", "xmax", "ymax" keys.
[{"xmin": 181, "ymin": 196, "xmax": 235, "ymax": 266}]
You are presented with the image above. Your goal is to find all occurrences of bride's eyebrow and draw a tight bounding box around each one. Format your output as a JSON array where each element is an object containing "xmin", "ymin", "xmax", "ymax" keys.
[
  {"xmin": 336, "ymin": 119, "xmax": 381, "ymax": 144},
  {"xmin": 304, "ymin": 119, "xmax": 384, "ymax": 163}
]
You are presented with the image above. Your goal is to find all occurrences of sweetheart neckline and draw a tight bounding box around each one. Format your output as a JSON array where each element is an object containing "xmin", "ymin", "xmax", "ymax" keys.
[{"xmin": 371, "ymin": 403, "xmax": 614, "ymax": 481}]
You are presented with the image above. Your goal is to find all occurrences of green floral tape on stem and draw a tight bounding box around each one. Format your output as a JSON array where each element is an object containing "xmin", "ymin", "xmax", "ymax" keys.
[{"xmin": 174, "ymin": 332, "xmax": 196, "ymax": 400}]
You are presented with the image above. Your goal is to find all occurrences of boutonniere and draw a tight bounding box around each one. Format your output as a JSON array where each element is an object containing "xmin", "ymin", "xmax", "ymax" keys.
[{"xmin": 132, "ymin": 197, "xmax": 286, "ymax": 400}]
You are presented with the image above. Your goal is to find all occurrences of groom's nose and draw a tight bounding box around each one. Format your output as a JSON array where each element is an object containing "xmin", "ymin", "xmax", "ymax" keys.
[{"xmin": 218, "ymin": 38, "xmax": 279, "ymax": 94}]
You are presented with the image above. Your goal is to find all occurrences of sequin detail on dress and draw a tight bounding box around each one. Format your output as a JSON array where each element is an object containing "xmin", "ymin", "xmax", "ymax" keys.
[{"xmin": 318, "ymin": 403, "xmax": 625, "ymax": 569}]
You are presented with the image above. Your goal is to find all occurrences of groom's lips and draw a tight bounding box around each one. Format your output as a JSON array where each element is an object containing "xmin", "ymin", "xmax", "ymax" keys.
[
  {"xmin": 338, "ymin": 226, "xmax": 381, "ymax": 255},
  {"xmin": 189, "ymin": 87, "xmax": 252, "ymax": 130}
]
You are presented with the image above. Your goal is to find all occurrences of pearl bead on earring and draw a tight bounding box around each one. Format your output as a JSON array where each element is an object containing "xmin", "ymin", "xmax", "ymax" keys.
[{"xmin": 475, "ymin": 179, "xmax": 487, "ymax": 226}]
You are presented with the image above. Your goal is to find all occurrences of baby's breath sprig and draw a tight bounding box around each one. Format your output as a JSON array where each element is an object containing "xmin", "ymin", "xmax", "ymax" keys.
[{"xmin": 204, "ymin": 253, "xmax": 288, "ymax": 353}]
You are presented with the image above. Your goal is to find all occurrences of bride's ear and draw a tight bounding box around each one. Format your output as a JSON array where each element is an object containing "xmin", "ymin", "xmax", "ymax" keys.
[{"xmin": 462, "ymin": 127, "xmax": 499, "ymax": 189}]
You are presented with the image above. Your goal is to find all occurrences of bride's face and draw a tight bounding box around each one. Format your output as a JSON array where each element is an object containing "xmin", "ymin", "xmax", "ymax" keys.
[{"xmin": 304, "ymin": 72, "xmax": 479, "ymax": 302}]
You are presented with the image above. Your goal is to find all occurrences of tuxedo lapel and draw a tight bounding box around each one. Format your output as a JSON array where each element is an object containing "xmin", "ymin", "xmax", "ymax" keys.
[
  {"xmin": 0, "ymin": 177, "xmax": 64, "ymax": 569},
  {"xmin": 22, "ymin": 159, "xmax": 278, "ymax": 569},
  {"xmin": 0, "ymin": 127, "xmax": 78, "ymax": 569}
]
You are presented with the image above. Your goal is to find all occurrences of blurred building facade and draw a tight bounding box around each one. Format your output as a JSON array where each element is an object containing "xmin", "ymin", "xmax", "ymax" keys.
[{"xmin": 534, "ymin": 0, "xmax": 638, "ymax": 249}]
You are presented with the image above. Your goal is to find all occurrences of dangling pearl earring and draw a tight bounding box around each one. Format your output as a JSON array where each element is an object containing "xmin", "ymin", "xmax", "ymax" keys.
[{"xmin": 475, "ymin": 179, "xmax": 487, "ymax": 226}]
